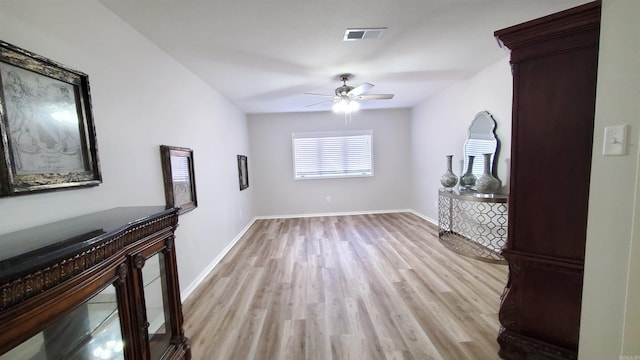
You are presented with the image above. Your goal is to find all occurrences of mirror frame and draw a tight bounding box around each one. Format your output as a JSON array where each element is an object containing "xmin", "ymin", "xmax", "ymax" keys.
[{"xmin": 462, "ymin": 111, "xmax": 500, "ymax": 181}]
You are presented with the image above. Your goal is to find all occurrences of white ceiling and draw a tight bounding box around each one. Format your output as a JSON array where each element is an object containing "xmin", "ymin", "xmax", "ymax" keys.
[{"xmin": 99, "ymin": 0, "xmax": 590, "ymax": 114}]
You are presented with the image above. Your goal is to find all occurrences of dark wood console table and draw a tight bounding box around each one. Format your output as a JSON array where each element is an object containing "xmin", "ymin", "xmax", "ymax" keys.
[{"xmin": 0, "ymin": 207, "xmax": 191, "ymax": 359}]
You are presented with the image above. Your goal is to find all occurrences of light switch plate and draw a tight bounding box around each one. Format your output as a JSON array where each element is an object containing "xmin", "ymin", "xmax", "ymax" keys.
[{"xmin": 603, "ymin": 125, "xmax": 628, "ymax": 156}]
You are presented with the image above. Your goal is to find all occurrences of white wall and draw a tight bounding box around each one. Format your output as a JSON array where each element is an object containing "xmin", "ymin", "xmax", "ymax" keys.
[
  {"xmin": 0, "ymin": 0, "xmax": 253, "ymax": 297},
  {"xmin": 580, "ymin": 0, "xmax": 640, "ymax": 358},
  {"xmin": 248, "ymin": 109, "xmax": 412, "ymax": 216},
  {"xmin": 410, "ymin": 58, "xmax": 513, "ymax": 222},
  {"xmin": 3, "ymin": 1, "xmax": 638, "ymax": 357}
]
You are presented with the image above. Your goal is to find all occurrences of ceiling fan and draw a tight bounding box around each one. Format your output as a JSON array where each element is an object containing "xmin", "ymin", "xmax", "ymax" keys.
[{"xmin": 304, "ymin": 74, "xmax": 394, "ymax": 113}]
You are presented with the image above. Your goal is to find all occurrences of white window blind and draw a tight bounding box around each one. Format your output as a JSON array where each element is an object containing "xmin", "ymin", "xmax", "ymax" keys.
[{"xmin": 292, "ymin": 130, "xmax": 373, "ymax": 180}]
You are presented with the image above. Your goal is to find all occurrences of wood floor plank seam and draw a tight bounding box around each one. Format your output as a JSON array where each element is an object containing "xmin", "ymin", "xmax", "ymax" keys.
[{"xmin": 183, "ymin": 213, "xmax": 507, "ymax": 359}]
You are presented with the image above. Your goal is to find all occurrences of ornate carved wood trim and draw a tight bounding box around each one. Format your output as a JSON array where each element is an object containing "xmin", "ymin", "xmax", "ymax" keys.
[
  {"xmin": 0, "ymin": 212, "xmax": 177, "ymax": 311},
  {"xmin": 498, "ymin": 329, "xmax": 577, "ymax": 360},
  {"xmin": 498, "ymin": 262, "xmax": 521, "ymax": 330},
  {"xmin": 165, "ymin": 235, "xmax": 175, "ymax": 251},
  {"xmin": 494, "ymin": 1, "xmax": 601, "ymax": 51},
  {"xmin": 116, "ymin": 263, "xmax": 128, "ymax": 284},
  {"xmin": 133, "ymin": 254, "xmax": 146, "ymax": 269},
  {"xmin": 501, "ymin": 249, "xmax": 584, "ymax": 273}
]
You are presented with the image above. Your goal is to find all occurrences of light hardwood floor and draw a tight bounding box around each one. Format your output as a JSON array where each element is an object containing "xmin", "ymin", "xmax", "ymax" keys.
[{"xmin": 183, "ymin": 212, "xmax": 508, "ymax": 359}]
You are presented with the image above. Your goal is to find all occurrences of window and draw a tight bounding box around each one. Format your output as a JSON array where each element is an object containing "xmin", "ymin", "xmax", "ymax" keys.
[{"xmin": 292, "ymin": 130, "xmax": 373, "ymax": 180}]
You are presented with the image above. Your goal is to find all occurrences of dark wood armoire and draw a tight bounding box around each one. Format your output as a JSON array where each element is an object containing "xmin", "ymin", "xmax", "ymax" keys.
[{"xmin": 494, "ymin": 1, "xmax": 601, "ymax": 359}]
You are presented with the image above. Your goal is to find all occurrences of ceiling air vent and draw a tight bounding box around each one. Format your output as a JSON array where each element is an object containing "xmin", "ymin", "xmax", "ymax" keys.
[{"xmin": 343, "ymin": 28, "xmax": 386, "ymax": 41}]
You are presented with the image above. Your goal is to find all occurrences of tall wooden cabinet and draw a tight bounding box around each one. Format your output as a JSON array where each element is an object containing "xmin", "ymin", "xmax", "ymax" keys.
[
  {"xmin": 0, "ymin": 207, "xmax": 191, "ymax": 359},
  {"xmin": 494, "ymin": 2, "xmax": 600, "ymax": 359}
]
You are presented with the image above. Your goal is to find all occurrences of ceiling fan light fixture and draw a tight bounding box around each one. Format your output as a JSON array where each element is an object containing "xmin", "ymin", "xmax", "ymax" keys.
[
  {"xmin": 332, "ymin": 98, "xmax": 359, "ymax": 114},
  {"xmin": 347, "ymin": 99, "xmax": 360, "ymax": 112},
  {"xmin": 332, "ymin": 99, "xmax": 347, "ymax": 113}
]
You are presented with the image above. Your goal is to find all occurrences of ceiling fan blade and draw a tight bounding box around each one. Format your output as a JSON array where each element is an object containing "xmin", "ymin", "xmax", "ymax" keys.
[
  {"xmin": 348, "ymin": 82, "xmax": 374, "ymax": 96},
  {"xmin": 305, "ymin": 99, "xmax": 335, "ymax": 107},
  {"xmin": 303, "ymin": 92, "xmax": 335, "ymax": 97},
  {"xmin": 355, "ymin": 93, "xmax": 395, "ymax": 100}
]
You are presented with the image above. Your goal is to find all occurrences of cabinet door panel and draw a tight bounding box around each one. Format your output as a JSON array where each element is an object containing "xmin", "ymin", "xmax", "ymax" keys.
[
  {"xmin": 510, "ymin": 45, "xmax": 598, "ymax": 260},
  {"xmin": 520, "ymin": 266, "xmax": 583, "ymax": 347},
  {"xmin": 0, "ymin": 283, "xmax": 125, "ymax": 360},
  {"xmin": 142, "ymin": 252, "xmax": 172, "ymax": 359}
]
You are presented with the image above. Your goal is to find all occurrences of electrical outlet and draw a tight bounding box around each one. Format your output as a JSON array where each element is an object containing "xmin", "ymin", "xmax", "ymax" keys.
[
  {"xmin": 603, "ymin": 125, "xmax": 628, "ymax": 156},
  {"xmin": 326, "ymin": 196, "xmax": 331, "ymax": 203}
]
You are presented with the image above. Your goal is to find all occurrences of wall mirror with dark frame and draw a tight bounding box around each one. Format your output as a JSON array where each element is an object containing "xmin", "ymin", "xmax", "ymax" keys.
[{"xmin": 462, "ymin": 111, "xmax": 500, "ymax": 183}]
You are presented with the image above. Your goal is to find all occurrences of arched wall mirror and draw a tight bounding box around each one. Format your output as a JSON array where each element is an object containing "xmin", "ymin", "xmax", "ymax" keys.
[{"xmin": 463, "ymin": 111, "xmax": 500, "ymax": 181}]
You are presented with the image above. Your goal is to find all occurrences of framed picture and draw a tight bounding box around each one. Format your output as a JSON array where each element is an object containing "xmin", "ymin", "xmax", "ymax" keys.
[
  {"xmin": 160, "ymin": 145, "xmax": 198, "ymax": 214},
  {"xmin": 0, "ymin": 40, "xmax": 101, "ymax": 196},
  {"xmin": 237, "ymin": 155, "xmax": 248, "ymax": 191}
]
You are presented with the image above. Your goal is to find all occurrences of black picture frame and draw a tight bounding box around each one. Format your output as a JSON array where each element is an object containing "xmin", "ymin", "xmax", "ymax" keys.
[
  {"xmin": 0, "ymin": 40, "xmax": 101, "ymax": 196},
  {"xmin": 160, "ymin": 145, "xmax": 198, "ymax": 214},
  {"xmin": 237, "ymin": 155, "xmax": 248, "ymax": 191}
]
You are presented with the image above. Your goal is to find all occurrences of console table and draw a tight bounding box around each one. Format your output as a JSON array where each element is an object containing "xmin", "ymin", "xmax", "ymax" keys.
[
  {"xmin": 0, "ymin": 207, "xmax": 191, "ymax": 360},
  {"xmin": 438, "ymin": 189, "xmax": 508, "ymax": 264}
]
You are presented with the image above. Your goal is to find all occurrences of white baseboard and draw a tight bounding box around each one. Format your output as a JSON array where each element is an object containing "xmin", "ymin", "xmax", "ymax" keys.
[
  {"xmin": 181, "ymin": 208, "xmax": 435, "ymax": 302},
  {"xmin": 180, "ymin": 217, "xmax": 258, "ymax": 302},
  {"xmin": 408, "ymin": 209, "xmax": 438, "ymax": 226},
  {"xmin": 255, "ymin": 208, "xmax": 413, "ymax": 220}
]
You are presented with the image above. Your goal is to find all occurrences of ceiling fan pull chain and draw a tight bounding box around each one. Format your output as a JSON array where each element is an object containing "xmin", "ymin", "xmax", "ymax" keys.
[{"xmin": 344, "ymin": 112, "xmax": 352, "ymax": 124}]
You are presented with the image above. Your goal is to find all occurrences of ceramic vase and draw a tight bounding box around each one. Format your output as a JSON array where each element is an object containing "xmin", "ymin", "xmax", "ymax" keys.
[
  {"xmin": 475, "ymin": 153, "xmax": 500, "ymax": 194},
  {"xmin": 439, "ymin": 155, "xmax": 458, "ymax": 189},
  {"xmin": 459, "ymin": 155, "xmax": 477, "ymax": 189}
]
